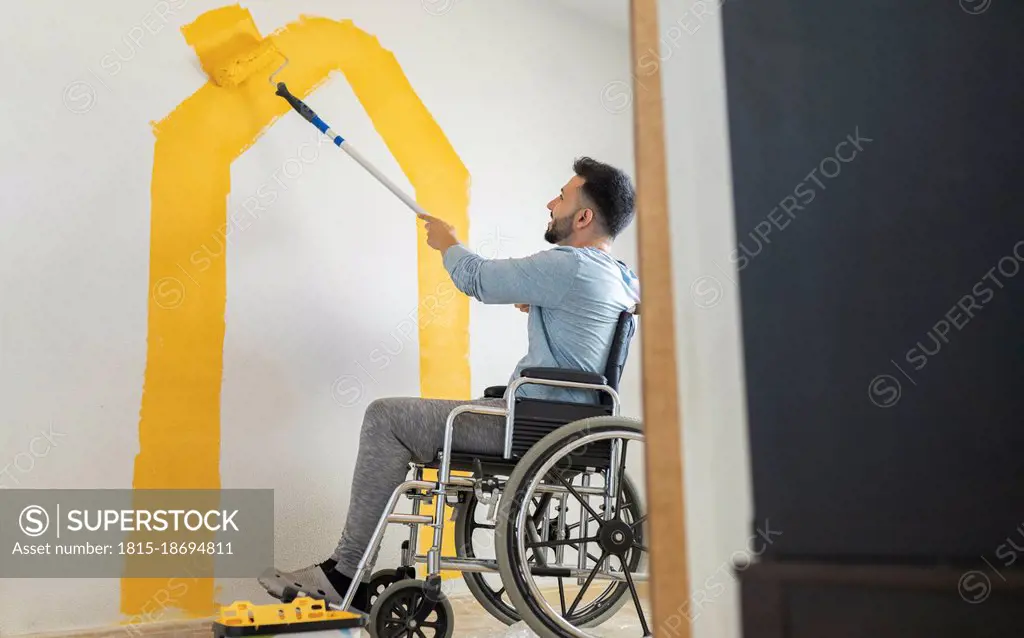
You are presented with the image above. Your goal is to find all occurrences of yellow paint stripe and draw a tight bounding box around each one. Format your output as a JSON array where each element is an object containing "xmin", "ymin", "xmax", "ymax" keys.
[{"xmin": 126, "ymin": 5, "xmax": 469, "ymax": 617}]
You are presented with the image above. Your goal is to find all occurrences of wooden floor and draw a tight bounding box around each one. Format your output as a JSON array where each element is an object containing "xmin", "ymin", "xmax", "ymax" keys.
[
  {"xmin": 375, "ymin": 585, "xmax": 651, "ymax": 637},
  {"xmin": 17, "ymin": 586, "xmax": 650, "ymax": 638}
]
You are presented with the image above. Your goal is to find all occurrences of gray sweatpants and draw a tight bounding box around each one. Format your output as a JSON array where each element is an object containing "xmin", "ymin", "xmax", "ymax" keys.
[{"xmin": 330, "ymin": 396, "xmax": 507, "ymax": 577}]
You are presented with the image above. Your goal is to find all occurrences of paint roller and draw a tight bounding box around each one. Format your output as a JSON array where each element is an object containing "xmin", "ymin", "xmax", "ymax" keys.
[{"xmin": 208, "ymin": 38, "xmax": 435, "ymax": 221}]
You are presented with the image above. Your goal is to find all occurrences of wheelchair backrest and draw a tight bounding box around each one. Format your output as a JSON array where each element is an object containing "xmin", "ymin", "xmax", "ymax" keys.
[{"xmin": 600, "ymin": 309, "xmax": 637, "ymax": 405}]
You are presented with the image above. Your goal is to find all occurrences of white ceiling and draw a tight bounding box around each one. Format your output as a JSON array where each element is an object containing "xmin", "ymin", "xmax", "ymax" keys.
[{"xmin": 550, "ymin": 0, "xmax": 629, "ymax": 33}]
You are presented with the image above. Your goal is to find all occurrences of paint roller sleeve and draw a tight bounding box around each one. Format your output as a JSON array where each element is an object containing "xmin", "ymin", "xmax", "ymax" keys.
[{"xmin": 211, "ymin": 39, "xmax": 284, "ymax": 87}]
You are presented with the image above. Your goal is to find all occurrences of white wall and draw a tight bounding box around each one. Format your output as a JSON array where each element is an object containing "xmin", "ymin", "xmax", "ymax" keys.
[
  {"xmin": 0, "ymin": 1, "xmax": 636, "ymax": 634},
  {"xmin": 656, "ymin": 1, "xmax": 754, "ymax": 638}
]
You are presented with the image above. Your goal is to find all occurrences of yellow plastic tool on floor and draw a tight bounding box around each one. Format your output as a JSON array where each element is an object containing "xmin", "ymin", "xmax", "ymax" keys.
[{"xmin": 212, "ymin": 597, "xmax": 364, "ymax": 637}]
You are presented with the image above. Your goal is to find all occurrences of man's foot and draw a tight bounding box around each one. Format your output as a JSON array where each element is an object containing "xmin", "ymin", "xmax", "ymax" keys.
[{"xmin": 257, "ymin": 559, "xmax": 371, "ymax": 613}]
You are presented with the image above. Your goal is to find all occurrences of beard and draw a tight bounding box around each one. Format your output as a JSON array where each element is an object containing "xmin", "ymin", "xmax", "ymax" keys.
[{"xmin": 544, "ymin": 215, "xmax": 574, "ymax": 244}]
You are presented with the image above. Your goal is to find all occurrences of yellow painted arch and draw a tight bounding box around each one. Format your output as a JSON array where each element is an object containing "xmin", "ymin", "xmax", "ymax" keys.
[{"xmin": 126, "ymin": 5, "xmax": 469, "ymax": 618}]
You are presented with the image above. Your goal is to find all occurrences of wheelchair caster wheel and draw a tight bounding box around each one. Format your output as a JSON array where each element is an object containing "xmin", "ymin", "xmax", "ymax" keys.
[
  {"xmin": 367, "ymin": 568, "xmax": 400, "ymax": 608},
  {"xmin": 369, "ymin": 579, "xmax": 453, "ymax": 637}
]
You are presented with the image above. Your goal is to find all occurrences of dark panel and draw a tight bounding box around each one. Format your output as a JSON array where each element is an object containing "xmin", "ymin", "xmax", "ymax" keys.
[
  {"xmin": 721, "ymin": 0, "xmax": 1024, "ymax": 560},
  {"xmin": 787, "ymin": 586, "xmax": 1023, "ymax": 638},
  {"xmin": 739, "ymin": 561, "xmax": 1024, "ymax": 638}
]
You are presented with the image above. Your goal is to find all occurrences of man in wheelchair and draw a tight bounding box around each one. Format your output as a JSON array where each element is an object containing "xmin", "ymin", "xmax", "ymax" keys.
[{"xmin": 258, "ymin": 156, "xmax": 641, "ymax": 625}]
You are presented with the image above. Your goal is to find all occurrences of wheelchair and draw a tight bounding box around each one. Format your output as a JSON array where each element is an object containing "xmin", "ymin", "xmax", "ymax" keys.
[{"xmin": 344, "ymin": 310, "xmax": 649, "ymax": 637}]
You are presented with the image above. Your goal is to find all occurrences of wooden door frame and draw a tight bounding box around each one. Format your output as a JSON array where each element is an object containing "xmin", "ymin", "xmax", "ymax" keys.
[{"xmin": 630, "ymin": 1, "xmax": 692, "ymax": 637}]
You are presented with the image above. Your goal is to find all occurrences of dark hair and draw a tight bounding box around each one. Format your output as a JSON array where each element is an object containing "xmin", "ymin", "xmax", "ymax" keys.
[{"xmin": 573, "ymin": 156, "xmax": 636, "ymax": 238}]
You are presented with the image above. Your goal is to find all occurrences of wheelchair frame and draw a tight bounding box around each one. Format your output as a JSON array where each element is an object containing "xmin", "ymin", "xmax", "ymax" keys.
[{"xmin": 336, "ymin": 374, "xmax": 647, "ymax": 615}]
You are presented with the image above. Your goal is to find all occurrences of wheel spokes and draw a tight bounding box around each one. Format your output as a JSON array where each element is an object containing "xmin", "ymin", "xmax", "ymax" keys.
[
  {"xmin": 558, "ymin": 577, "xmax": 567, "ymax": 616},
  {"xmin": 531, "ymin": 493, "xmax": 553, "ymax": 528},
  {"xmin": 566, "ymin": 551, "xmax": 606, "ymax": 617},
  {"xmin": 621, "ymin": 561, "xmax": 651, "ymax": 637},
  {"xmin": 554, "ymin": 471, "xmax": 604, "ymax": 522}
]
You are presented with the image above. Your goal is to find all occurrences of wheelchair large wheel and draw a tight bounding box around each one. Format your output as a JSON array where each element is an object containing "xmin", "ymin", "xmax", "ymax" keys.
[
  {"xmin": 456, "ymin": 469, "xmax": 642, "ymax": 627},
  {"xmin": 496, "ymin": 416, "xmax": 649, "ymax": 637}
]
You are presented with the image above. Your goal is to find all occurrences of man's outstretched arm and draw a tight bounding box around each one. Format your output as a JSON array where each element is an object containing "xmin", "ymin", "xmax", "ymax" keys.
[
  {"xmin": 418, "ymin": 211, "xmax": 578, "ymax": 306},
  {"xmin": 442, "ymin": 242, "xmax": 578, "ymax": 306}
]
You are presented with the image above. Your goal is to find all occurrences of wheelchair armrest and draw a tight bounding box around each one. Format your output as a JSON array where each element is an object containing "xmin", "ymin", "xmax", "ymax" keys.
[
  {"xmin": 520, "ymin": 367, "xmax": 607, "ymax": 386},
  {"xmin": 483, "ymin": 385, "xmax": 507, "ymax": 398}
]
